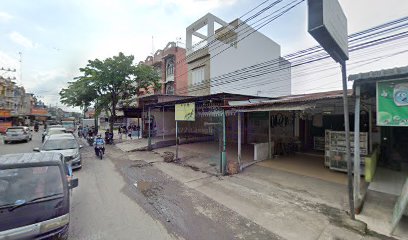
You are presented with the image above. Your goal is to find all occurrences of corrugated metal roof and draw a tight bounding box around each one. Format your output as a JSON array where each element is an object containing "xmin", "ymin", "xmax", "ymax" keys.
[
  {"xmin": 228, "ymin": 90, "xmax": 351, "ymax": 109},
  {"xmin": 236, "ymin": 103, "xmax": 315, "ymax": 112},
  {"xmin": 348, "ymin": 65, "xmax": 408, "ymax": 82}
]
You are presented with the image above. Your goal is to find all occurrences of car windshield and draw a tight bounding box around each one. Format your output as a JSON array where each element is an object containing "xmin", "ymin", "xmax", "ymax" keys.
[
  {"xmin": 0, "ymin": 166, "xmax": 63, "ymax": 207},
  {"xmin": 6, "ymin": 128, "xmax": 24, "ymax": 133},
  {"xmin": 48, "ymin": 129, "xmax": 66, "ymax": 135},
  {"xmin": 62, "ymin": 122, "xmax": 74, "ymax": 128},
  {"xmin": 43, "ymin": 139, "xmax": 78, "ymax": 150}
]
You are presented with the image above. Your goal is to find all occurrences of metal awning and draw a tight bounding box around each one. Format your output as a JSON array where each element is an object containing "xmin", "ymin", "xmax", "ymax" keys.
[{"xmin": 236, "ymin": 104, "xmax": 315, "ymax": 112}]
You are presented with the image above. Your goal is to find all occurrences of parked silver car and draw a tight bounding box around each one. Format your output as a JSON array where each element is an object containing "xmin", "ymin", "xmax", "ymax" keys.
[
  {"xmin": 4, "ymin": 126, "xmax": 32, "ymax": 144},
  {"xmin": 34, "ymin": 133, "xmax": 83, "ymax": 170},
  {"xmin": 42, "ymin": 127, "xmax": 67, "ymax": 142}
]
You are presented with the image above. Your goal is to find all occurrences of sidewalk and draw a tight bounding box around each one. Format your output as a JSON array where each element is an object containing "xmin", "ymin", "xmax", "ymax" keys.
[{"xmin": 118, "ymin": 147, "xmax": 395, "ymax": 240}]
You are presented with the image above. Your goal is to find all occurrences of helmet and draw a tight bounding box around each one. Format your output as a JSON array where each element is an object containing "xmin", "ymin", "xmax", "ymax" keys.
[{"xmin": 97, "ymin": 134, "xmax": 102, "ymax": 138}]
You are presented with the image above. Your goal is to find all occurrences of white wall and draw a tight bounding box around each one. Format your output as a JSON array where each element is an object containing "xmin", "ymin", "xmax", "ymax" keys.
[
  {"xmin": 210, "ymin": 22, "xmax": 291, "ymax": 97},
  {"xmin": 151, "ymin": 110, "xmax": 176, "ymax": 136}
]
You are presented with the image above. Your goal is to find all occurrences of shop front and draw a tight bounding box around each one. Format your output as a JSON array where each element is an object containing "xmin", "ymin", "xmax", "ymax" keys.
[
  {"xmin": 227, "ymin": 90, "xmax": 372, "ymax": 185},
  {"xmin": 350, "ymin": 66, "xmax": 408, "ymax": 237}
]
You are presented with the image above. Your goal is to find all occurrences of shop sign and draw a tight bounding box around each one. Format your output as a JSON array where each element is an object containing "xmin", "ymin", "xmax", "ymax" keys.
[
  {"xmin": 377, "ymin": 80, "xmax": 408, "ymax": 126},
  {"xmin": 175, "ymin": 102, "xmax": 195, "ymax": 121},
  {"xmin": 31, "ymin": 108, "xmax": 49, "ymax": 116},
  {"xmin": 0, "ymin": 121, "xmax": 12, "ymax": 133},
  {"xmin": 0, "ymin": 110, "xmax": 11, "ymax": 118}
]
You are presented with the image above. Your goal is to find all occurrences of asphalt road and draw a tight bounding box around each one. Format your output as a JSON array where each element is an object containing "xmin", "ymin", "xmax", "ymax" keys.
[
  {"xmin": 0, "ymin": 131, "xmax": 174, "ymax": 240},
  {"xmin": 0, "ymin": 127, "xmax": 43, "ymax": 154}
]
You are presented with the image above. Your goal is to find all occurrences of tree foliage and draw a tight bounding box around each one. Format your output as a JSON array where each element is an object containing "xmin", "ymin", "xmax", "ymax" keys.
[{"xmin": 59, "ymin": 52, "xmax": 161, "ymax": 132}]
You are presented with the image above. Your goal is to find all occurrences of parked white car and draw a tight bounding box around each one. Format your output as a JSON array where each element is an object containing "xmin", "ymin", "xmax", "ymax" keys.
[
  {"xmin": 4, "ymin": 126, "xmax": 32, "ymax": 144},
  {"xmin": 35, "ymin": 133, "xmax": 83, "ymax": 170}
]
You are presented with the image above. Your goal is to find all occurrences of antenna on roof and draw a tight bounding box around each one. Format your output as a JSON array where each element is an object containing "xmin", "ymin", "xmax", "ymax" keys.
[{"xmin": 151, "ymin": 36, "xmax": 155, "ymax": 56}]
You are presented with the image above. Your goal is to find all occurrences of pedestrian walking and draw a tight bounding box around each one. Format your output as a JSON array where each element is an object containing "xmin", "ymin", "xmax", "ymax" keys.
[
  {"xmin": 128, "ymin": 125, "xmax": 132, "ymax": 139},
  {"xmin": 118, "ymin": 126, "xmax": 123, "ymax": 142}
]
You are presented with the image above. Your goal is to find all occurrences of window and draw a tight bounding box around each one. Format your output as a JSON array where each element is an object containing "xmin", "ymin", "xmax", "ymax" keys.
[
  {"xmin": 192, "ymin": 67, "xmax": 204, "ymax": 85},
  {"xmin": 166, "ymin": 58, "xmax": 174, "ymax": 76},
  {"xmin": 166, "ymin": 82, "xmax": 174, "ymax": 95}
]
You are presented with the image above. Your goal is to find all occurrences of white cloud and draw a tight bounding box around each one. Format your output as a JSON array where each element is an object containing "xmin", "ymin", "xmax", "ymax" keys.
[
  {"xmin": 0, "ymin": 51, "xmax": 18, "ymax": 68},
  {"xmin": 0, "ymin": 11, "xmax": 13, "ymax": 22},
  {"xmin": 24, "ymin": 69, "xmax": 71, "ymax": 107},
  {"xmin": 9, "ymin": 31, "xmax": 35, "ymax": 49}
]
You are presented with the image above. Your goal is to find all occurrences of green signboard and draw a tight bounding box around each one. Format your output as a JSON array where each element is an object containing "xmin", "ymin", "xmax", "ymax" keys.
[{"xmin": 377, "ymin": 80, "xmax": 408, "ymax": 126}]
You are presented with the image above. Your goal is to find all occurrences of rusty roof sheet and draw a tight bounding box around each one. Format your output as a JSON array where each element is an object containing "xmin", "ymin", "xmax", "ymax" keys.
[{"xmin": 228, "ymin": 90, "xmax": 352, "ymax": 109}]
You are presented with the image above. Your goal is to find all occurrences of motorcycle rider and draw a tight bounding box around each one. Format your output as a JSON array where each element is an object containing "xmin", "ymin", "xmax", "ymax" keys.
[{"xmin": 94, "ymin": 134, "xmax": 105, "ymax": 156}]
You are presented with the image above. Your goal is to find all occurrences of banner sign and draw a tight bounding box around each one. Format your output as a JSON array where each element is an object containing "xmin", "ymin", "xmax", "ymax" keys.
[
  {"xmin": 0, "ymin": 122, "xmax": 12, "ymax": 133},
  {"xmin": 0, "ymin": 110, "xmax": 11, "ymax": 118},
  {"xmin": 31, "ymin": 108, "xmax": 49, "ymax": 116},
  {"xmin": 377, "ymin": 80, "xmax": 408, "ymax": 126},
  {"xmin": 175, "ymin": 102, "xmax": 195, "ymax": 121}
]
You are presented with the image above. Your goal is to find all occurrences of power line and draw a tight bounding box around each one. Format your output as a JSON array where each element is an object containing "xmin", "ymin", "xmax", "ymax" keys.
[
  {"xmin": 175, "ymin": 25, "xmax": 408, "ymax": 94},
  {"xmin": 174, "ymin": 16, "xmax": 408, "ymax": 94},
  {"xmin": 173, "ymin": 0, "xmax": 304, "ymax": 93}
]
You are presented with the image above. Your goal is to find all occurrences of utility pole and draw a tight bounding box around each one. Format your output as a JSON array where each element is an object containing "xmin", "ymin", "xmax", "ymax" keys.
[
  {"xmin": 308, "ymin": 0, "xmax": 354, "ymax": 219},
  {"xmin": 19, "ymin": 52, "xmax": 23, "ymax": 86}
]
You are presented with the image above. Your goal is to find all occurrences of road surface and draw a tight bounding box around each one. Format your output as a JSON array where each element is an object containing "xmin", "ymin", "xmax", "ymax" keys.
[{"xmin": 0, "ymin": 131, "xmax": 174, "ymax": 240}]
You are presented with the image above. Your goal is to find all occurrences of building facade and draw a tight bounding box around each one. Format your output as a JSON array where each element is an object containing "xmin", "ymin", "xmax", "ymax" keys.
[
  {"xmin": 139, "ymin": 41, "xmax": 188, "ymax": 96},
  {"xmin": 185, "ymin": 13, "xmax": 291, "ymax": 97}
]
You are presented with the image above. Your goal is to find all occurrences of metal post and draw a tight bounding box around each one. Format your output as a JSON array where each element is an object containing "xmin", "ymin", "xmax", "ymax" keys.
[
  {"xmin": 176, "ymin": 121, "xmax": 178, "ymax": 160},
  {"xmin": 221, "ymin": 109, "xmax": 227, "ymax": 175},
  {"xmin": 141, "ymin": 106, "xmax": 144, "ymax": 139},
  {"xmin": 354, "ymin": 85, "xmax": 361, "ymax": 208},
  {"xmin": 238, "ymin": 112, "xmax": 242, "ymax": 170},
  {"xmin": 148, "ymin": 107, "xmax": 151, "ymax": 150},
  {"xmin": 138, "ymin": 117, "xmax": 140, "ymax": 139},
  {"xmin": 368, "ymin": 105, "xmax": 373, "ymax": 153},
  {"xmin": 341, "ymin": 61, "xmax": 355, "ymax": 219},
  {"xmin": 162, "ymin": 106, "xmax": 165, "ymax": 140},
  {"xmin": 268, "ymin": 111, "xmax": 272, "ymax": 159}
]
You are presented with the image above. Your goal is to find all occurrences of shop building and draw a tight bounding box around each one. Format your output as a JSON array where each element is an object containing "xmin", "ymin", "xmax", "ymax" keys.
[
  {"xmin": 349, "ymin": 65, "xmax": 408, "ymax": 237},
  {"xmin": 185, "ymin": 13, "xmax": 291, "ymax": 97},
  {"xmin": 139, "ymin": 42, "xmax": 188, "ymax": 95}
]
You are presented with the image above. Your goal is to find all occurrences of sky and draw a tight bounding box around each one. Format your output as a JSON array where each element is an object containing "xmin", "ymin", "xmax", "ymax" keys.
[{"xmin": 0, "ymin": 0, "xmax": 407, "ymax": 111}]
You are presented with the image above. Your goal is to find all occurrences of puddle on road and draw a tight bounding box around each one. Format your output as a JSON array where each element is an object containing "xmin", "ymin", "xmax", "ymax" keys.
[
  {"xmin": 134, "ymin": 180, "xmax": 151, "ymax": 192},
  {"xmin": 133, "ymin": 180, "xmax": 163, "ymax": 198}
]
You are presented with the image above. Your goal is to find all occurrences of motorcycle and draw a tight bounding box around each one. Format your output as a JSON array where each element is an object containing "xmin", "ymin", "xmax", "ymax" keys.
[
  {"xmin": 105, "ymin": 133, "xmax": 114, "ymax": 145},
  {"xmin": 34, "ymin": 125, "xmax": 39, "ymax": 132},
  {"xmin": 95, "ymin": 144, "xmax": 104, "ymax": 159},
  {"xmin": 87, "ymin": 136, "xmax": 94, "ymax": 146}
]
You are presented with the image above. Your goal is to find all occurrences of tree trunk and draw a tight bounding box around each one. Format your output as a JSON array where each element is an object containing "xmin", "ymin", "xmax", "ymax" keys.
[{"xmin": 110, "ymin": 97, "xmax": 116, "ymax": 133}]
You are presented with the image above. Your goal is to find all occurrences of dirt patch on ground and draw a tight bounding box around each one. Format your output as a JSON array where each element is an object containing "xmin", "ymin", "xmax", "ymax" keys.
[{"xmin": 112, "ymin": 156, "xmax": 281, "ymax": 240}]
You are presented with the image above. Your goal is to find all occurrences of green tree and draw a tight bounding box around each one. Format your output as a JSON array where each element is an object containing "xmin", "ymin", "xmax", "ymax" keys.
[
  {"xmin": 60, "ymin": 52, "xmax": 161, "ymax": 132},
  {"xmin": 60, "ymin": 77, "xmax": 97, "ymax": 117}
]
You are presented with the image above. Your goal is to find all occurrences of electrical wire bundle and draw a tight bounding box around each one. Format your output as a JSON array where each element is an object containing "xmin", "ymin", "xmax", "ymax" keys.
[{"xmin": 171, "ymin": 0, "xmax": 408, "ymax": 96}]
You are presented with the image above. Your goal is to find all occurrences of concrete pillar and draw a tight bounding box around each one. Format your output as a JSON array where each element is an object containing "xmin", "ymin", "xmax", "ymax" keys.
[
  {"xmin": 238, "ymin": 112, "xmax": 242, "ymax": 169},
  {"xmin": 268, "ymin": 111, "xmax": 272, "ymax": 159},
  {"xmin": 354, "ymin": 85, "xmax": 361, "ymax": 207},
  {"xmin": 186, "ymin": 30, "xmax": 192, "ymax": 50}
]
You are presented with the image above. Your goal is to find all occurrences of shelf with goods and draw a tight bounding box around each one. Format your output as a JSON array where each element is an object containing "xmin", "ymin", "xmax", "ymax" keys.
[
  {"xmin": 324, "ymin": 130, "xmax": 368, "ymax": 173},
  {"xmin": 313, "ymin": 136, "xmax": 325, "ymax": 151}
]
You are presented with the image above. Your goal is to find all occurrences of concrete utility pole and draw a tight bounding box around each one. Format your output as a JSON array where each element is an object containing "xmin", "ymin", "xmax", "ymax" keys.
[
  {"xmin": 341, "ymin": 61, "xmax": 355, "ymax": 219},
  {"xmin": 308, "ymin": 0, "xmax": 354, "ymax": 219}
]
